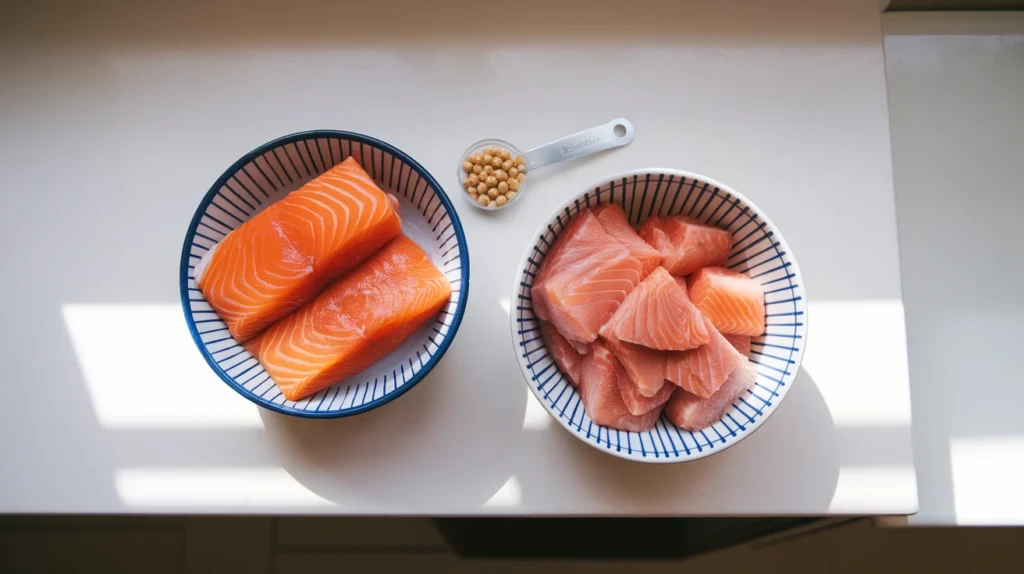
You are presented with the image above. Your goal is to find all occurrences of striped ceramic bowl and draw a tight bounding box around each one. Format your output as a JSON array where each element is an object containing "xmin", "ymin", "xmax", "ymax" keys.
[
  {"xmin": 511, "ymin": 169, "xmax": 806, "ymax": 462},
  {"xmin": 180, "ymin": 131, "xmax": 469, "ymax": 418}
]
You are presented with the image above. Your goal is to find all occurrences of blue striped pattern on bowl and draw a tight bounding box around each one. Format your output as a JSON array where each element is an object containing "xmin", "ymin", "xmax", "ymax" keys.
[
  {"xmin": 180, "ymin": 131, "xmax": 469, "ymax": 418},
  {"xmin": 511, "ymin": 169, "xmax": 806, "ymax": 462}
]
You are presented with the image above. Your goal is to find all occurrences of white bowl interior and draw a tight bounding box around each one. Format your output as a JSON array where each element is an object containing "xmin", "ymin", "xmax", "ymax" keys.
[
  {"xmin": 182, "ymin": 134, "xmax": 467, "ymax": 417},
  {"xmin": 511, "ymin": 170, "xmax": 807, "ymax": 462}
]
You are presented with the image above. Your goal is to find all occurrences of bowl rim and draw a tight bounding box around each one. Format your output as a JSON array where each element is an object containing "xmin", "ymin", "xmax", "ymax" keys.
[
  {"xmin": 179, "ymin": 129, "xmax": 471, "ymax": 419},
  {"xmin": 510, "ymin": 166, "xmax": 808, "ymax": 462}
]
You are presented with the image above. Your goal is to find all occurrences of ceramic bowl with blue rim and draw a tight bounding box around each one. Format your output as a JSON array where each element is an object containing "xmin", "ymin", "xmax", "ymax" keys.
[
  {"xmin": 180, "ymin": 131, "xmax": 469, "ymax": 418},
  {"xmin": 511, "ymin": 168, "xmax": 806, "ymax": 462}
]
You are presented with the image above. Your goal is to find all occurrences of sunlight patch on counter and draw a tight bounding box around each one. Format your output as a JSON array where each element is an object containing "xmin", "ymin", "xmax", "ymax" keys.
[
  {"xmin": 523, "ymin": 386, "xmax": 554, "ymax": 430},
  {"xmin": 801, "ymin": 300, "xmax": 912, "ymax": 427},
  {"xmin": 483, "ymin": 475, "xmax": 522, "ymax": 508},
  {"xmin": 829, "ymin": 464, "xmax": 918, "ymax": 514},
  {"xmin": 62, "ymin": 304, "xmax": 263, "ymax": 428},
  {"xmin": 951, "ymin": 436, "xmax": 1024, "ymax": 525}
]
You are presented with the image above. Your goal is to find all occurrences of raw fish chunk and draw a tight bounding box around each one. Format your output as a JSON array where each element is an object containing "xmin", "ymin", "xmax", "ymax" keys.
[
  {"xmin": 723, "ymin": 334, "xmax": 751, "ymax": 358},
  {"xmin": 531, "ymin": 210, "xmax": 593, "ymax": 321},
  {"xmin": 616, "ymin": 362, "xmax": 674, "ymax": 416},
  {"xmin": 195, "ymin": 157, "xmax": 402, "ymax": 341},
  {"xmin": 539, "ymin": 320, "xmax": 585, "ymax": 387},
  {"xmin": 249, "ymin": 235, "xmax": 451, "ymax": 401},
  {"xmin": 568, "ymin": 340, "xmax": 592, "ymax": 355},
  {"xmin": 603, "ymin": 333, "xmax": 666, "ymax": 398},
  {"xmin": 592, "ymin": 203, "xmax": 662, "ymax": 277},
  {"xmin": 687, "ymin": 266, "xmax": 765, "ymax": 336},
  {"xmin": 664, "ymin": 318, "xmax": 746, "ymax": 398},
  {"xmin": 638, "ymin": 215, "xmax": 731, "ymax": 276},
  {"xmin": 599, "ymin": 267, "xmax": 709, "ymax": 351},
  {"xmin": 534, "ymin": 211, "xmax": 643, "ymax": 345},
  {"xmin": 665, "ymin": 360, "xmax": 757, "ymax": 431},
  {"xmin": 578, "ymin": 342, "xmax": 662, "ymax": 432}
]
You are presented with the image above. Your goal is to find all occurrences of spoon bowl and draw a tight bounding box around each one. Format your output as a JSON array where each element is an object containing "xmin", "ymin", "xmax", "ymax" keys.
[
  {"xmin": 456, "ymin": 118, "xmax": 635, "ymax": 212},
  {"xmin": 457, "ymin": 138, "xmax": 528, "ymax": 212}
]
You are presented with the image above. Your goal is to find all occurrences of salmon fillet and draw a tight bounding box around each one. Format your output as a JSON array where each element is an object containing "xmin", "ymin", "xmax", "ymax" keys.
[
  {"xmin": 665, "ymin": 359, "xmax": 757, "ymax": 431},
  {"xmin": 616, "ymin": 361, "xmax": 674, "ymax": 416},
  {"xmin": 539, "ymin": 320, "xmax": 585, "ymax": 387},
  {"xmin": 567, "ymin": 339, "xmax": 592, "ymax": 355},
  {"xmin": 249, "ymin": 235, "xmax": 451, "ymax": 402},
  {"xmin": 687, "ymin": 266, "xmax": 766, "ymax": 336},
  {"xmin": 534, "ymin": 210, "xmax": 643, "ymax": 345},
  {"xmin": 532, "ymin": 210, "xmax": 598, "ymax": 322},
  {"xmin": 664, "ymin": 318, "xmax": 746, "ymax": 399},
  {"xmin": 195, "ymin": 157, "xmax": 402, "ymax": 341},
  {"xmin": 723, "ymin": 334, "xmax": 751, "ymax": 358},
  {"xmin": 578, "ymin": 342, "xmax": 662, "ymax": 432},
  {"xmin": 591, "ymin": 203, "xmax": 662, "ymax": 277},
  {"xmin": 598, "ymin": 267, "xmax": 709, "ymax": 351},
  {"xmin": 675, "ymin": 276, "xmax": 688, "ymax": 293},
  {"xmin": 603, "ymin": 333, "xmax": 666, "ymax": 398},
  {"xmin": 638, "ymin": 215, "xmax": 731, "ymax": 276}
]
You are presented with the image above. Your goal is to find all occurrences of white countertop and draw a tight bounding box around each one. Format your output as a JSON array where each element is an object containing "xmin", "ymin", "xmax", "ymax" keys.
[
  {"xmin": 882, "ymin": 12, "xmax": 1024, "ymax": 526},
  {"xmin": 0, "ymin": 0, "xmax": 916, "ymax": 515}
]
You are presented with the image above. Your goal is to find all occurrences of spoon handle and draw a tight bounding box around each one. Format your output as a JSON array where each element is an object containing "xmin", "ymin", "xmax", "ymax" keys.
[{"xmin": 522, "ymin": 118, "xmax": 635, "ymax": 172}]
